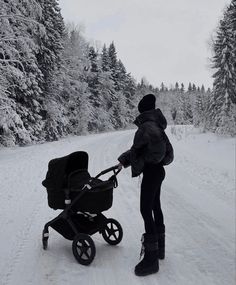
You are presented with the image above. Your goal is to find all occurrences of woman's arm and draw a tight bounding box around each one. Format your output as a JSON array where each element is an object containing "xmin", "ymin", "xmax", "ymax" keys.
[
  {"xmin": 118, "ymin": 149, "xmax": 131, "ymax": 167},
  {"xmin": 131, "ymin": 127, "xmax": 148, "ymax": 155},
  {"xmin": 118, "ymin": 127, "xmax": 148, "ymax": 167}
]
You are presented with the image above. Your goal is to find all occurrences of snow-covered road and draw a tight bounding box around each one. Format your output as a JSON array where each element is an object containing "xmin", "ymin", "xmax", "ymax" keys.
[{"xmin": 0, "ymin": 127, "xmax": 235, "ymax": 285}]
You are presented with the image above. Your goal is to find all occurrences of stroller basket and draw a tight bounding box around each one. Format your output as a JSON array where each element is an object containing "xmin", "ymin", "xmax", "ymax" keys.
[{"xmin": 42, "ymin": 151, "xmax": 115, "ymax": 213}]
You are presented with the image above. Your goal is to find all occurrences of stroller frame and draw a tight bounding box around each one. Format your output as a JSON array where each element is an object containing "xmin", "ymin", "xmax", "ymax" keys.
[{"xmin": 42, "ymin": 163, "xmax": 123, "ymax": 265}]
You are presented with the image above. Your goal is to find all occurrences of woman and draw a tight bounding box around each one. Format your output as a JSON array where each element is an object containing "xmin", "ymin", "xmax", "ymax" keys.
[{"xmin": 118, "ymin": 94, "xmax": 173, "ymax": 276}]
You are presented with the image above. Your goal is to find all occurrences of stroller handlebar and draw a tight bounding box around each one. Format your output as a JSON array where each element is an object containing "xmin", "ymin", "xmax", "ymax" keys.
[{"xmin": 95, "ymin": 164, "xmax": 121, "ymax": 179}]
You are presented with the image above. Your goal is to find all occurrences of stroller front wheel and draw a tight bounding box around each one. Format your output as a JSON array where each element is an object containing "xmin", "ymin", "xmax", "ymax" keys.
[
  {"xmin": 42, "ymin": 229, "xmax": 49, "ymax": 250},
  {"xmin": 72, "ymin": 233, "xmax": 96, "ymax": 265},
  {"xmin": 101, "ymin": 218, "xmax": 123, "ymax": 245}
]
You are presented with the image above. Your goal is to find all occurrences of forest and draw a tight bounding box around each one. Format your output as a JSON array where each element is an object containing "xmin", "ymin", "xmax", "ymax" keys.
[{"xmin": 0, "ymin": 0, "xmax": 235, "ymax": 147}]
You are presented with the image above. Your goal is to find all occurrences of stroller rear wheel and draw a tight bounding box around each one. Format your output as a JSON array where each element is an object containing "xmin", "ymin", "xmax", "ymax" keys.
[
  {"xmin": 101, "ymin": 218, "xmax": 123, "ymax": 245},
  {"xmin": 72, "ymin": 233, "xmax": 96, "ymax": 265}
]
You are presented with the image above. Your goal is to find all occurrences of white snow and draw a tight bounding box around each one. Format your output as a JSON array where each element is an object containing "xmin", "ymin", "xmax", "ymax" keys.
[{"xmin": 0, "ymin": 126, "xmax": 235, "ymax": 285}]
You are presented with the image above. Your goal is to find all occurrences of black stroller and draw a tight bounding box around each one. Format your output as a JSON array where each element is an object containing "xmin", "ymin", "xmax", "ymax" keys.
[{"xmin": 42, "ymin": 151, "xmax": 123, "ymax": 265}]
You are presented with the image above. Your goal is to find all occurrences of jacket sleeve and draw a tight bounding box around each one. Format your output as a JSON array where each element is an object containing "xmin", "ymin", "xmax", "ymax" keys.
[
  {"xmin": 118, "ymin": 150, "xmax": 131, "ymax": 168},
  {"xmin": 131, "ymin": 128, "xmax": 148, "ymax": 155},
  {"xmin": 118, "ymin": 127, "xmax": 148, "ymax": 168}
]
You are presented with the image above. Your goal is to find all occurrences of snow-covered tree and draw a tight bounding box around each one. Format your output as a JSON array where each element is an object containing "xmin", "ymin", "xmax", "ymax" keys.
[
  {"xmin": 193, "ymin": 87, "xmax": 206, "ymax": 127},
  {"xmin": 175, "ymin": 82, "xmax": 179, "ymax": 91},
  {"xmin": 87, "ymin": 46, "xmax": 100, "ymax": 109},
  {"xmin": 34, "ymin": 0, "xmax": 66, "ymax": 139},
  {"xmin": 58, "ymin": 25, "xmax": 92, "ymax": 135},
  {"xmin": 101, "ymin": 44, "xmax": 110, "ymax": 72},
  {"xmin": 108, "ymin": 42, "xmax": 118, "ymax": 85},
  {"xmin": 0, "ymin": 0, "xmax": 45, "ymax": 145},
  {"xmin": 188, "ymin": 82, "xmax": 192, "ymax": 92},
  {"xmin": 123, "ymin": 74, "xmax": 137, "ymax": 124},
  {"xmin": 180, "ymin": 83, "xmax": 185, "ymax": 92},
  {"xmin": 209, "ymin": 0, "xmax": 236, "ymax": 135},
  {"xmin": 0, "ymin": 2, "xmax": 141, "ymax": 146},
  {"xmin": 36, "ymin": 0, "xmax": 65, "ymax": 91}
]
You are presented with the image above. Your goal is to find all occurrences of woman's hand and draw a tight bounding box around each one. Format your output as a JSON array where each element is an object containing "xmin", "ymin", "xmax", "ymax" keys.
[{"xmin": 117, "ymin": 162, "xmax": 123, "ymax": 170}]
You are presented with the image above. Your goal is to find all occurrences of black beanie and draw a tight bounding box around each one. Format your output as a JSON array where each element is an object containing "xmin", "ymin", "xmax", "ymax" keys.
[{"xmin": 138, "ymin": 94, "xmax": 156, "ymax": 113}]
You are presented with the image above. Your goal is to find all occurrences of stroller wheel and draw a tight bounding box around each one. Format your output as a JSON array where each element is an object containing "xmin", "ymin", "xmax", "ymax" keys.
[
  {"xmin": 72, "ymin": 233, "xmax": 96, "ymax": 265},
  {"xmin": 101, "ymin": 218, "xmax": 123, "ymax": 245},
  {"xmin": 42, "ymin": 229, "xmax": 49, "ymax": 250}
]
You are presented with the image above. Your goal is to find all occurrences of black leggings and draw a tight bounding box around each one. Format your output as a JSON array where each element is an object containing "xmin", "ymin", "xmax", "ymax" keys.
[{"xmin": 140, "ymin": 164, "xmax": 165, "ymax": 235}]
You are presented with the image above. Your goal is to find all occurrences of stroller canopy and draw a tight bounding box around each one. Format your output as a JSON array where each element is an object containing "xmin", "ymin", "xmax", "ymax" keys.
[{"xmin": 42, "ymin": 151, "xmax": 89, "ymax": 190}]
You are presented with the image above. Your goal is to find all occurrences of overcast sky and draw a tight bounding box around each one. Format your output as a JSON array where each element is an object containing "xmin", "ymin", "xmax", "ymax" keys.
[{"xmin": 58, "ymin": 0, "xmax": 230, "ymax": 89}]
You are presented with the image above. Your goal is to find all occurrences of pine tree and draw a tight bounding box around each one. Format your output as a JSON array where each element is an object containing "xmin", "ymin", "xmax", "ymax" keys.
[
  {"xmin": 101, "ymin": 44, "xmax": 110, "ymax": 72},
  {"xmin": 107, "ymin": 42, "xmax": 131, "ymax": 128},
  {"xmin": 36, "ymin": 0, "xmax": 65, "ymax": 91},
  {"xmin": 160, "ymin": 82, "xmax": 165, "ymax": 92},
  {"xmin": 87, "ymin": 46, "xmax": 100, "ymax": 107},
  {"xmin": 108, "ymin": 42, "xmax": 119, "ymax": 89},
  {"xmin": 96, "ymin": 70, "xmax": 115, "ymax": 131},
  {"xmin": 36, "ymin": 0, "xmax": 66, "ymax": 139},
  {"xmin": 188, "ymin": 82, "xmax": 192, "ymax": 92},
  {"xmin": 0, "ymin": 0, "xmax": 45, "ymax": 145},
  {"xmin": 183, "ymin": 83, "xmax": 194, "ymax": 124},
  {"xmin": 59, "ymin": 25, "xmax": 92, "ymax": 135},
  {"xmin": 116, "ymin": 60, "xmax": 127, "ymax": 90},
  {"xmin": 201, "ymin": 84, "xmax": 205, "ymax": 93},
  {"xmin": 87, "ymin": 45, "xmax": 109, "ymax": 131},
  {"xmin": 123, "ymin": 73, "xmax": 137, "ymax": 123},
  {"xmin": 193, "ymin": 88, "xmax": 204, "ymax": 127},
  {"xmin": 112, "ymin": 60, "xmax": 133, "ymax": 128},
  {"xmin": 175, "ymin": 82, "xmax": 179, "ymax": 91},
  {"xmin": 210, "ymin": 0, "xmax": 236, "ymax": 135},
  {"xmin": 108, "ymin": 42, "xmax": 117, "ymax": 70}
]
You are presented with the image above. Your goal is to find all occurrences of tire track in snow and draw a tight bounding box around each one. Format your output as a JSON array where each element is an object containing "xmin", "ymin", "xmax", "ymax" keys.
[
  {"xmin": 162, "ymin": 158, "xmax": 235, "ymax": 285},
  {"xmin": 174, "ymin": 151, "xmax": 234, "ymax": 205},
  {"xmin": 163, "ymin": 184, "xmax": 235, "ymax": 285},
  {"xmin": 1, "ymin": 203, "xmax": 44, "ymax": 285}
]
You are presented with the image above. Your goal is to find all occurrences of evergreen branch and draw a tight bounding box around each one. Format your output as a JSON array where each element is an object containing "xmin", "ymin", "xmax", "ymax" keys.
[
  {"xmin": 0, "ymin": 106, "xmax": 11, "ymax": 110},
  {"xmin": 28, "ymin": 0, "xmax": 43, "ymax": 14},
  {"xmin": 0, "ymin": 14, "xmax": 43, "ymax": 28},
  {"xmin": 2, "ymin": 0, "xmax": 42, "ymax": 12},
  {"xmin": 0, "ymin": 59, "xmax": 25, "ymax": 73},
  {"xmin": 0, "ymin": 36, "xmax": 29, "ymax": 42},
  {"xmin": 0, "ymin": 85, "xmax": 13, "ymax": 95}
]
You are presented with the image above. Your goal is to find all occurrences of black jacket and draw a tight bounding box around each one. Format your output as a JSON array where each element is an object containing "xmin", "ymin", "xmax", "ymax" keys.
[{"xmin": 118, "ymin": 109, "xmax": 171, "ymax": 177}]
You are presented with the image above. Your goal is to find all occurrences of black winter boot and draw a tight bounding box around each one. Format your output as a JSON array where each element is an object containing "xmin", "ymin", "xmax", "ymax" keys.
[
  {"xmin": 157, "ymin": 233, "xmax": 165, "ymax": 260},
  {"xmin": 134, "ymin": 234, "xmax": 159, "ymax": 276}
]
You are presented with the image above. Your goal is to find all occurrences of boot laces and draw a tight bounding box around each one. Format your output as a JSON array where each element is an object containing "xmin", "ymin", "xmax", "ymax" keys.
[
  {"xmin": 139, "ymin": 234, "xmax": 145, "ymax": 259},
  {"xmin": 139, "ymin": 245, "xmax": 145, "ymax": 259}
]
